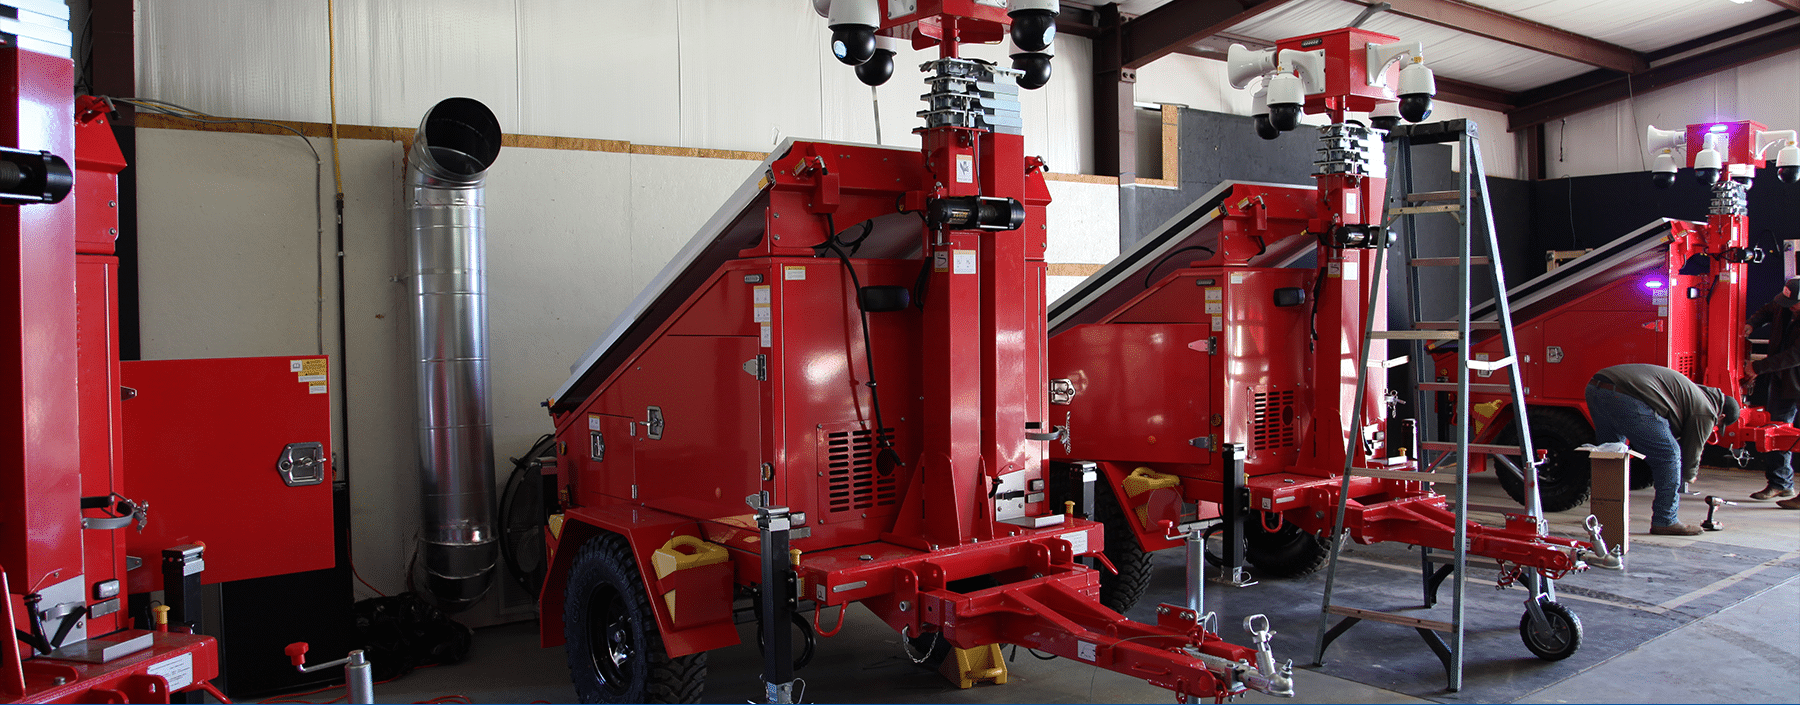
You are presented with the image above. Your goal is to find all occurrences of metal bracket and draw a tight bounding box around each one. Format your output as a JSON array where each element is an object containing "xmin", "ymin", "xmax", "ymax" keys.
[
  {"xmin": 276, "ymin": 442, "xmax": 327, "ymax": 486},
  {"xmin": 743, "ymin": 355, "xmax": 767, "ymax": 381}
]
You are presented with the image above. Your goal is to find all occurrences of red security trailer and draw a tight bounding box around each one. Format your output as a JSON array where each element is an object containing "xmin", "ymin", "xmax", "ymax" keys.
[
  {"xmin": 1043, "ymin": 27, "xmax": 1611, "ymax": 660},
  {"xmin": 1439, "ymin": 120, "xmax": 1800, "ymax": 511},
  {"xmin": 537, "ymin": 2, "xmax": 1296, "ymax": 703}
]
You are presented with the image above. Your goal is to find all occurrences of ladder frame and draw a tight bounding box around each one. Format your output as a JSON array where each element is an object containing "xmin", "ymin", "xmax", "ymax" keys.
[{"xmin": 1311, "ymin": 118, "xmax": 1551, "ymax": 692}]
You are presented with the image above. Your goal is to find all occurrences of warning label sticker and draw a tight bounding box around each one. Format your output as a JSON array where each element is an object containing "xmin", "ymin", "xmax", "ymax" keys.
[
  {"xmin": 784, "ymin": 266, "xmax": 806, "ymax": 281},
  {"xmin": 953, "ymin": 250, "xmax": 977, "ymax": 275},
  {"xmin": 760, "ymin": 324, "xmax": 772, "ymax": 348},
  {"xmin": 956, "ymin": 154, "xmax": 974, "ymax": 183},
  {"xmin": 753, "ymin": 285, "xmax": 770, "ymax": 304},
  {"xmin": 934, "ymin": 251, "xmax": 951, "ymax": 272},
  {"xmin": 308, "ymin": 383, "xmax": 328, "ymax": 395},
  {"xmin": 1204, "ymin": 287, "xmax": 1223, "ymax": 301},
  {"xmin": 291, "ymin": 359, "xmax": 327, "ymax": 375},
  {"xmin": 589, "ymin": 414, "xmax": 602, "ymax": 431}
]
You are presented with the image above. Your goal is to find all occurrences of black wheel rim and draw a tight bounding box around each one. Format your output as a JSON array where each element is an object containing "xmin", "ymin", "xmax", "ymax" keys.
[
  {"xmin": 1527, "ymin": 613, "xmax": 1572, "ymax": 652},
  {"xmin": 587, "ymin": 585, "xmax": 635, "ymax": 694}
]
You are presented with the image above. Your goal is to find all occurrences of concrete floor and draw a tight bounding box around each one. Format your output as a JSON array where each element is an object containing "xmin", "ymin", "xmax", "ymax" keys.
[{"xmin": 282, "ymin": 465, "xmax": 1799, "ymax": 704}]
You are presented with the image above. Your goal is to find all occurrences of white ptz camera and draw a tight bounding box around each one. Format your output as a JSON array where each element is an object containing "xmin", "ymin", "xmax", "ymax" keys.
[
  {"xmin": 1264, "ymin": 49, "xmax": 1322, "ymax": 132},
  {"xmin": 1645, "ymin": 125, "xmax": 1686, "ymax": 189},
  {"xmin": 1756, "ymin": 129, "xmax": 1800, "ymax": 184},
  {"xmin": 857, "ymin": 34, "xmax": 899, "ymax": 87},
  {"xmin": 1369, "ymin": 100, "xmax": 1401, "ymax": 132},
  {"xmin": 826, "ymin": 0, "xmax": 880, "ymax": 66},
  {"xmin": 1693, "ymin": 133, "xmax": 1725, "ymax": 186},
  {"xmin": 1009, "ymin": 0, "xmax": 1059, "ymax": 89},
  {"xmin": 1365, "ymin": 41, "xmax": 1435, "ymax": 123},
  {"xmin": 1252, "ymin": 87, "xmax": 1277, "ymax": 140}
]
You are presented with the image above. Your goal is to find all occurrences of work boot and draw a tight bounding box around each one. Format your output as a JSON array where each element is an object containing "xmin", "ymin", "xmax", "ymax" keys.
[
  {"xmin": 1650, "ymin": 522, "xmax": 1704, "ymax": 536},
  {"xmin": 1749, "ymin": 485, "xmax": 1796, "ymax": 500},
  {"xmin": 1777, "ymin": 497, "xmax": 1800, "ymax": 510}
]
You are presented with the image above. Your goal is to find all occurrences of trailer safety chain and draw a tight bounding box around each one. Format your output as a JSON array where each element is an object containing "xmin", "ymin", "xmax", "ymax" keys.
[
  {"xmin": 813, "ymin": 603, "xmax": 847, "ymax": 637},
  {"xmin": 899, "ymin": 625, "xmax": 939, "ymax": 664}
]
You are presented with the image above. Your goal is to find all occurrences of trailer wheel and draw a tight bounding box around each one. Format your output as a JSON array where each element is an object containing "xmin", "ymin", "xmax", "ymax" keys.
[
  {"xmin": 1495, "ymin": 408, "xmax": 1593, "ymax": 513},
  {"xmin": 1048, "ymin": 465, "xmax": 1152, "ymax": 613},
  {"xmin": 1244, "ymin": 518, "xmax": 1330, "ymax": 579},
  {"xmin": 564, "ymin": 534, "xmax": 706, "ymax": 703},
  {"xmin": 1093, "ymin": 481, "xmax": 1153, "ymax": 612},
  {"xmin": 1519, "ymin": 601, "xmax": 1583, "ymax": 661}
]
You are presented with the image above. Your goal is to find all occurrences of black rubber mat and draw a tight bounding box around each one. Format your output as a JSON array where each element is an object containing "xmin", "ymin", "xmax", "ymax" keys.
[{"xmin": 1122, "ymin": 536, "xmax": 1800, "ymax": 703}]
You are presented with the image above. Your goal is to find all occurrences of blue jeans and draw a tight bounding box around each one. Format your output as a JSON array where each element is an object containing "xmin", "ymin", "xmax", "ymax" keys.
[
  {"xmin": 1762, "ymin": 396, "xmax": 1797, "ymax": 490},
  {"xmin": 1586, "ymin": 385, "xmax": 1684, "ymax": 527}
]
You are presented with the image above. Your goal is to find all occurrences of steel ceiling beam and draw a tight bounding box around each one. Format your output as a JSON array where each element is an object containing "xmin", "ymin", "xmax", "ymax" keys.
[
  {"xmin": 1507, "ymin": 22, "xmax": 1800, "ymax": 131},
  {"xmin": 1349, "ymin": 0, "xmax": 1648, "ymax": 74},
  {"xmin": 1767, "ymin": 1, "xmax": 1800, "ymax": 13},
  {"xmin": 1116, "ymin": 0, "xmax": 1296, "ymax": 70}
]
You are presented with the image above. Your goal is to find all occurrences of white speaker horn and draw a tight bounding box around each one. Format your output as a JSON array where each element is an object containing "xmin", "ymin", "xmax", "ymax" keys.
[{"xmin": 1227, "ymin": 44, "xmax": 1276, "ymax": 90}]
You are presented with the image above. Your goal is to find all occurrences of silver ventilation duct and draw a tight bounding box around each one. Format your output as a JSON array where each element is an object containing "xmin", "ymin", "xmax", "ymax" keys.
[{"xmin": 406, "ymin": 97, "xmax": 502, "ymax": 610}]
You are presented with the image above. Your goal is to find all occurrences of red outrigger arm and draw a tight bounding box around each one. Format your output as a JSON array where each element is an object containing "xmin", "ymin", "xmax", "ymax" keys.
[
  {"xmin": 796, "ymin": 519, "xmax": 1293, "ymax": 702},
  {"xmin": 1248, "ymin": 473, "xmax": 1604, "ymax": 574}
]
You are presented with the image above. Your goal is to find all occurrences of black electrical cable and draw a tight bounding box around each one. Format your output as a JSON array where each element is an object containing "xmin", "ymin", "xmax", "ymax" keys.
[
  {"xmin": 1141, "ymin": 245, "xmax": 1217, "ymax": 289},
  {"xmin": 822, "ymin": 214, "xmax": 901, "ymax": 470},
  {"xmin": 498, "ymin": 433, "xmax": 556, "ymax": 595}
]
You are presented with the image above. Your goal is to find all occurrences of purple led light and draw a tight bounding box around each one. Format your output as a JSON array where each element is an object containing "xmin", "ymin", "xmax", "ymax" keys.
[
  {"xmin": 1645, "ymin": 278, "xmax": 1665, "ymax": 289},
  {"xmin": 1709, "ymin": 124, "xmax": 1730, "ymax": 133}
]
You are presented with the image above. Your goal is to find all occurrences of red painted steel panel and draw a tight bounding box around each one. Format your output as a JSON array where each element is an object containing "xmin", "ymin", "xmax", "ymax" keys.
[
  {"xmin": 121, "ymin": 356, "xmax": 334, "ymax": 592},
  {"xmin": 1, "ymin": 47, "xmax": 81, "ymax": 620},
  {"xmin": 75, "ymin": 256, "xmax": 126, "ymax": 637}
]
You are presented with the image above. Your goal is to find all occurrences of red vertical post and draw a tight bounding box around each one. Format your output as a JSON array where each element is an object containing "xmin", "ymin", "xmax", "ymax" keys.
[{"xmin": 0, "ymin": 48, "xmax": 81, "ymax": 603}]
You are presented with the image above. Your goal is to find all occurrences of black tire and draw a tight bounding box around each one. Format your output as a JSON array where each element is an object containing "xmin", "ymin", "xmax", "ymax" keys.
[
  {"xmin": 1519, "ymin": 601, "xmax": 1583, "ymax": 661},
  {"xmin": 563, "ymin": 535, "xmax": 706, "ymax": 703},
  {"xmin": 1495, "ymin": 408, "xmax": 1594, "ymax": 512},
  {"xmin": 1243, "ymin": 517, "xmax": 1330, "ymax": 579},
  {"xmin": 1047, "ymin": 465, "xmax": 1152, "ymax": 613},
  {"xmin": 1093, "ymin": 481, "xmax": 1152, "ymax": 612}
]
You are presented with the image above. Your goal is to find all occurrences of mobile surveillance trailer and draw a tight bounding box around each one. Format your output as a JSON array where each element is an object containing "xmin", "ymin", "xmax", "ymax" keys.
[
  {"xmin": 1045, "ymin": 27, "xmax": 1613, "ymax": 667},
  {"xmin": 536, "ymin": 2, "xmax": 1294, "ymax": 703},
  {"xmin": 1442, "ymin": 121, "xmax": 1800, "ymax": 510}
]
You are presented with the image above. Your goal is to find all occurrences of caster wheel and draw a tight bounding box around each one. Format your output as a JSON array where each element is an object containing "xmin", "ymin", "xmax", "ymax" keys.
[{"xmin": 1519, "ymin": 601, "xmax": 1583, "ymax": 661}]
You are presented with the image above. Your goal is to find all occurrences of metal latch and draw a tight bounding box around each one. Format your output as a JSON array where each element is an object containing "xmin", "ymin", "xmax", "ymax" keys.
[
  {"xmin": 645, "ymin": 406, "xmax": 665, "ymax": 440},
  {"xmin": 589, "ymin": 431, "xmax": 605, "ymax": 462},
  {"xmin": 1189, "ymin": 436, "xmax": 1215, "ymax": 450},
  {"xmin": 1049, "ymin": 378, "xmax": 1075, "ymax": 405},
  {"xmin": 742, "ymin": 355, "xmax": 767, "ymax": 381},
  {"xmin": 276, "ymin": 442, "xmax": 327, "ymax": 486}
]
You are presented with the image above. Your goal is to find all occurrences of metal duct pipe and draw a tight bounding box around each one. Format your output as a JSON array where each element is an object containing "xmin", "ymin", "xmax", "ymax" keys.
[{"xmin": 406, "ymin": 97, "xmax": 503, "ymax": 610}]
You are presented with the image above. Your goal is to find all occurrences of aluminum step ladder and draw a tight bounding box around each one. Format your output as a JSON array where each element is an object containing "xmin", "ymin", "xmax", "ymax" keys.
[{"xmin": 1311, "ymin": 118, "xmax": 1553, "ymax": 692}]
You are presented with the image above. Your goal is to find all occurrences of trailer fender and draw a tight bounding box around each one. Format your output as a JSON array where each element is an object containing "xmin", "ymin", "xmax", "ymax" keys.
[{"xmin": 537, "ymin": 502, "xmax": 740, "ymax": 657}]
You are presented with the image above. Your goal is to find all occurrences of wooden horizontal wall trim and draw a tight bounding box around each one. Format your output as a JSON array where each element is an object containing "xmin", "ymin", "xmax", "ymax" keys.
[
  {"xmin": 1047, "ymin": 263, "xmax": 1105, "ymax": 277},
  {"xmin": 134, "ymin": 113, "xmax": 1107, "ymax": 182}
]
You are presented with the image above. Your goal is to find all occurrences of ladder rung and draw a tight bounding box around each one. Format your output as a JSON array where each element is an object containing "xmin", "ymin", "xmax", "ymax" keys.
[
  {"xmin": 1467, "ymin": 356, "xmax": 1515, "ymax": 371},
  {"xmin": 1414, "ymin": 320, "xmax": 1503, "ymax": 330},
  {"xmin": 1366, "ymin": 355, "xmax": 1410, "ymax": 369},
  {"xmin": 1405, "ymin": 190, "xmax": 1462, "ymax": 203},
  {"xmin": 1410, "ymin": 256, "xmax": 1490, "ymax": 267},
  {"xmin": 1390, "ymin": 204, "xmax": 1462, "ymax": 216},
  {"xmin": 1416, "ymin": 382, "xmax": 1513, "ymax": 393},
  {"xmin": 1325, "ymin": 605, "xmax": 1453, "ymax": 632},
  {"xmin": 1371, "ymin": 330, "xmax": 1459, "ymax": 340},
  {"xmin": 1421, "ymin": 442, "xmax": 1521, "ymax": 455},
  {"xmin": 1351, "ymin": 467, "xmax": 1459, "ymax": 484}
]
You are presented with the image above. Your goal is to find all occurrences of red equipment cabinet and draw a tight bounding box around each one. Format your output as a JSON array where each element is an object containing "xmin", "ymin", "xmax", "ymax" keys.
[
  {"xmin": 536, "ymin": 3, "xmax": 1298, "ymax": 702},
  {"xmin": 1442, "ymin": 119, "xmax": 1800, "ymax": 510}
]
